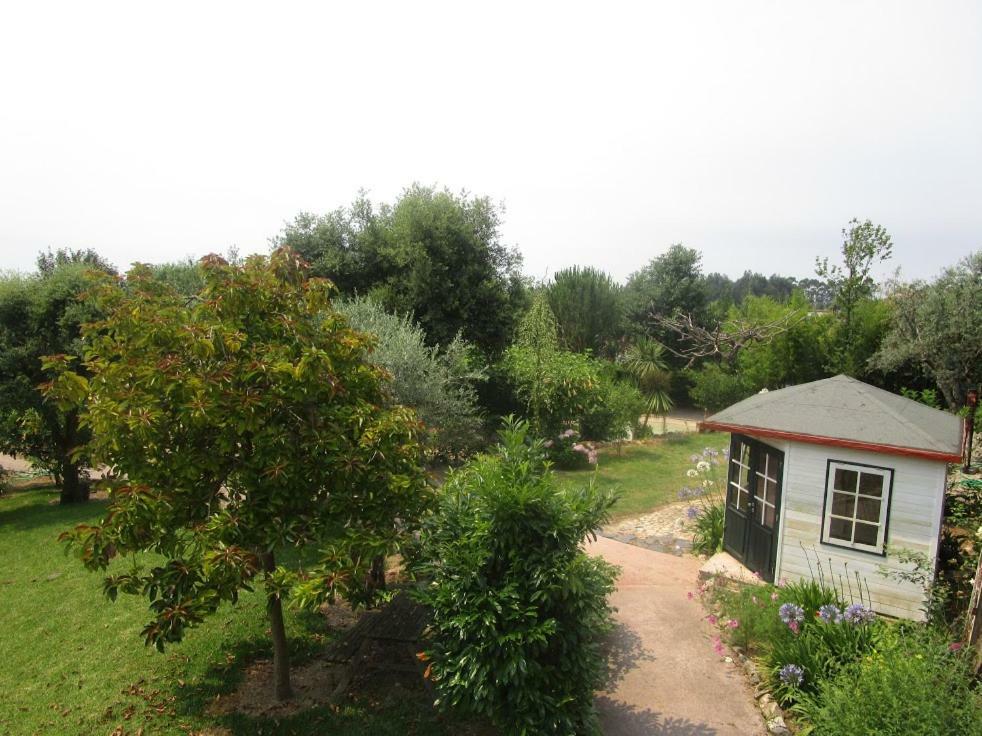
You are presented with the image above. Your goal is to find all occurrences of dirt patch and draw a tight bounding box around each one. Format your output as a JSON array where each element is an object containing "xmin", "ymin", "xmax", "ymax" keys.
[
  {"xmin": 320, "ymin": 600, "xmax": 361, "ymax": 631},
  {"xmin": 207, "ymin": 658, "xmax": 343, "ymax": 719}
]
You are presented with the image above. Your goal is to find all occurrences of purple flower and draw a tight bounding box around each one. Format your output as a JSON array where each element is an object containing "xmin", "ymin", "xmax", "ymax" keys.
[
  {"xmin": 689, "ymin": 454, "xmax": 701, "ymax": 463},
  {"xmin": 817, "ymin": 604, "xmax": 841, "ymax": 624},
  {"xmin": 778, "ymin": 603, "xmax": 804, "ymax": 624},
  {"xmin": 778, "ymin": 663, "xmax": 804, "ymax": 687},
  {"xmin": 686, "ymin": 506, "xmax": 700, "ymax": 519},
  {"xmin": 842, "ymin": 603, "xmax": 875, "ymax": 624}
]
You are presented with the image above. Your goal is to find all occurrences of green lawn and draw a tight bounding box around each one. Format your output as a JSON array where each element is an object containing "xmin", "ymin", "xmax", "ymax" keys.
[
  {"xmin": 555, "ymin": 432, "xmax": 726, "ymax": 520},
  {"xmin": 0, "ymin": 487, "xmax": 457, "ymax": 736}
]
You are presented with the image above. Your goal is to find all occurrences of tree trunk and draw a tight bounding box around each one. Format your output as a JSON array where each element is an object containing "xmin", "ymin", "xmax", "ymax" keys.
[
  {"xmin": 59, "ymin": 459, "xmax": 89, "ymax": 504},
  {"xmin": 260, "ymin": 552, "xmax": 293, "ymax": 701}
]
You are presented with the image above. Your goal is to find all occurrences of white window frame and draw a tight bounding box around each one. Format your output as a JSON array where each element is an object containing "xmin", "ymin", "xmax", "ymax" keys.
[{"xmin": 821, "ymin": 460, "xmax": 893, "ymax": 555}]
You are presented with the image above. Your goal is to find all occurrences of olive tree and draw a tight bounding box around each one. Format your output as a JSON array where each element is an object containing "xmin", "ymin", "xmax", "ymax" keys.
[{"xmin": 49, "ymin": 250, "xmax": 431, "ymax": 701}]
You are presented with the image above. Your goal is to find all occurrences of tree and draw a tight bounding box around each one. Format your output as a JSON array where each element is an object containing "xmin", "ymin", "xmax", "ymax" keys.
[
  {"xmin": 0, "ymin": 261, "xmax": 107, "ymax": 503},
  {"xmin": 336, "ymin": 296, "xmax": 486, "ymax": 459},
  {"xmin": 36, "ymin": 247, "xmax": 117, "ymax": 277},
  {"xmin": 873, "ymin": 251, "xmax": 982, "ymax": 409},
  {"xmin": 49, "ymin": 250, "xmax": 431, "ymax": 701},
  {"xmin": 413, "ymin": 419, "xmax": 618, "ymax": 735},
  {"xmin": 816, "ymin": 218, "xmax": 893, "ymax": 373},
  {"xmin": 511, "ymin": 291, "xmax": 561, "ymax": 431},
  {"xmin": 274, "ymin": 185, "xmax": 528, "ymax": 354},
  {"xmin": 622, "ymin": 338, "xmax": 674, "ymax": 431},
  {"xmin": 624, "ymin": 244, "xmax": 707, "ymax": 334},
  {"xmin": 545, "ymin": 266, "xmax": 624, "ymax": 355}
]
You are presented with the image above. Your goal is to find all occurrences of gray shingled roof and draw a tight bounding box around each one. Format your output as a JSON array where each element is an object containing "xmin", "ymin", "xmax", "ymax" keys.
[{"xmin": 704, "ymin": 375, "xmax": 963, "ymax": 458}]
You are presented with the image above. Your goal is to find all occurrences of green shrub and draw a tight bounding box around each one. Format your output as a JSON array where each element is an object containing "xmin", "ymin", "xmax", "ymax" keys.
[
  {"xmin": 706, "ymin": 580, "xmax": 785, "ymax": 654},
  {"xmin": 796, "ymin": 628, "xmax": 982, "ymax": 736},
  {"xmin": 690, "ymin": 502, "xmax": 725, "ymax": 555},
  {"xmin": 413, "ymin": 419, "xmax": 619, "ymax": 735},
  {"xmin": 579, "ymin": 373, "xmax": 646, "ymax": 441},
  {"xmin": 688, "ymin": 363, "xmax": 754, "ymax": 412}
]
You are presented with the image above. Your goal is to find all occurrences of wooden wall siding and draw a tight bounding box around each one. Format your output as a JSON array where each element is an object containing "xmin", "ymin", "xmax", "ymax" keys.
[{"xmin": 750, "ymin": 437, "xmax": 946, "ymax": 621}]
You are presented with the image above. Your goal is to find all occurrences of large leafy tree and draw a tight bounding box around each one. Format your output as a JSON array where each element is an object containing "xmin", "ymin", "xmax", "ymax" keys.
[
  {"xmin": 50, "ymin": 250, "xmax": 431, "ymax": 701},
  {"xmin": 545, "ymin": 266, "xmax": 624, "ymax": 355},
  {"xmin": 816, "ymin": 218, "xmax": 893, "ymax": 374},
  {"xmin": 0, "ymin": 259, "xmax": 110, "ymax": 503},
  {"xmin": 624, "ymin": 245, "xmax": 707, "ymax": 325},
  {"xmin": 874, "ymin": 251, "xmax": 982, "ymax": 409},
  {"xmin": 274, "ymin": 185, "xmax": 528, "ymax": 354}
]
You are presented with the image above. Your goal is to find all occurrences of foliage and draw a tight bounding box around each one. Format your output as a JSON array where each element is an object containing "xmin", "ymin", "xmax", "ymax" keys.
[
  {"xmin": 703, "ymin": 270, "xmax": 800, "ymax": 307},
  {"xmin": 543, "ymin": 427, "xmax": 596, "ymax": 470},
  {"xmin": 48, "ymin": 250, "xmax": 432, "ymax": 700},
  {"xmin": 795, "ymin": 627, "xmax": 982, "ymax": 736},
  {"xmin": 545, "ymin": 266, "xmax": 624, "ymax": 356},
  {"xmin": 624, "ymin": 244, "xmax": 707, "ymax": 343},
  {"xmin": 679, "ymin": 448, "xmax": 727, "ymax": 555},
  {"xmin": 512, "ymin": 291, "xmax": 561, "ymax": 430},
  {"xmin": 579, "ymin": 371, "xmax": 646, "ymax": 441},
  {"xmin": 413, "ymin": 420, "xmax": 619, "ymax": 735},
  {"xmin": 900, "ymin": 386, "xmax": 942, "ymax": 408},
  {"xmin": 688, "ymin": 363, "xmax": 754, "ymax": 411},
  {"xmin": 273, "ymin": 185, "xmax": 528, "ymax": 354},
  {"xmin": 621, "ymin": 338, "xmax": 673, "ymax": 428},
  {"xmin": 0, "ymin": 262, "xmax": 102, "ymax": 502},
  {"xmin": 501, "ymin": 345, "xmax": 601, "ymax": 437},
  {"xmin": 815, "ymin": 218, "xmax": 893, "ymax": 375},
  {"xmin": 36, "ymin": 246, "xmax": 117, "ymax": 276},
  {"xmin": 874, "ymin": 250, "xmax": 982, "ymax": 409},
  {"xmin": 336, "ymin": 296, "xmax": 485, "ymax": 459}
]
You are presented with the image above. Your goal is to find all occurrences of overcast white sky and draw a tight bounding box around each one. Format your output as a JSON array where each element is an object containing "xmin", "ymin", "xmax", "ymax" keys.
[{"xmin": 0, "ymin": 1, "xmax": 979, "ymax": 283}]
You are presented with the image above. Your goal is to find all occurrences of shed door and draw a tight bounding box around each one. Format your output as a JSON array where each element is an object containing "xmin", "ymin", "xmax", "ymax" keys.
[{"xmin": 723, "ymin": 435, "xmax": 784, "ymax": 582}]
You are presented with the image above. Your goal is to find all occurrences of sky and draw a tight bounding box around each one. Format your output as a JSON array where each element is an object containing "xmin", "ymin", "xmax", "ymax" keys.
[{"xmin": 0, "ymin": 1, "xmax": 979, "ymax": 284}]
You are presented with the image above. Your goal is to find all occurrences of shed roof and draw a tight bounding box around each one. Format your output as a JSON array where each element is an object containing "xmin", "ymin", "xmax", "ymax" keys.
[{"xmin": 700, "ymin": 375, "xmax": 964, "ymax": 463}]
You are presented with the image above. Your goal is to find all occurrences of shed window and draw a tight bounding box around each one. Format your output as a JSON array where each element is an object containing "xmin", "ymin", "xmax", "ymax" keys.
[{"xmin": 821, "ymin": 461, "xmax": 892, "ymax": 554}]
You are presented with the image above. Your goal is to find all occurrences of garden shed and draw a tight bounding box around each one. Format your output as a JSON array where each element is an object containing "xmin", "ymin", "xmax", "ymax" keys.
[{"xmin": 699, "ymin": 375, "xmax": 964, "ymax": 620}]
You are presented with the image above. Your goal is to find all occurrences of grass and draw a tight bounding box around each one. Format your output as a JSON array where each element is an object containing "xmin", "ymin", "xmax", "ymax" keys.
[
  {"xmin": 0, "ymin": 486, "xmax": 459, "ymax": 736},
  {"xmin": 555, "ymin": 432, "xmax": 726, "ymax": 520}
]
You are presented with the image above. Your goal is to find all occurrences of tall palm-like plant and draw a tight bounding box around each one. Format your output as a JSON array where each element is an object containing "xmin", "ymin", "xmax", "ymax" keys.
[{"xmin": 623, "ymin": 339, "xmax": 674, "ymax": 432}]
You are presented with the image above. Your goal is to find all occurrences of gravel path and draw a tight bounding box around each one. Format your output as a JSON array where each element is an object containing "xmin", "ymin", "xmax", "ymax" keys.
[{"xmin": 602, "ymin": 502, "xmax": 695, "ymax": 555}]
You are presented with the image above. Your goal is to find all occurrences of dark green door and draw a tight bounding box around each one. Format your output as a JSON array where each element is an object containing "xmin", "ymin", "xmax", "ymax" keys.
[{"xmin": 723, "ymin": 435, "xmax": 784, "ymax": 582}]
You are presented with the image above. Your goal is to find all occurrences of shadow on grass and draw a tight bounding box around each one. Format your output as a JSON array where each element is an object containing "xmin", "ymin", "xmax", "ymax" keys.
[
  {"xmin": 0, "ymin": 486, "xmax": 108, "ymax": 534},
  {"xmin": 596, "ymin": 695, "xmax": 720, "ymax": 736}
]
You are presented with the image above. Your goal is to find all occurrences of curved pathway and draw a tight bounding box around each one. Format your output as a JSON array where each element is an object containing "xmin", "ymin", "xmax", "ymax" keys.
[{"xmin": 588, "ymin": 536, "xmax": 764, "ymax": 736}]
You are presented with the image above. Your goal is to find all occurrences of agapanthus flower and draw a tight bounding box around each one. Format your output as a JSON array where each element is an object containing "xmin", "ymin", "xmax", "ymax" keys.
[
  {"xmin": 686, "ymin": 506, "xmax": 700, "ymax": 519},
  {"xmin": 690, "ymin": 454, "xmax": 701, "ymax": 463},
  {"xmin": 778, "ymin": 603, "xmax": 804, "ymax": 624},
  {"xmin": 778, "ymin": 663, "xmax": 804, "ymax": 687},
  {"xmin": 686, "ymin": 469, "xmax": 699, "ymax": 478},
  {"xmin": 696, "ymin": 460, "xmax": 711, "ymax": 472},
  {"xmin": 842, "ymin": 603, "xmax": 875, "ymax": 624},
  {"xmin": 817, "ymin": 604, "xmax": 841, "ymax": 623}
]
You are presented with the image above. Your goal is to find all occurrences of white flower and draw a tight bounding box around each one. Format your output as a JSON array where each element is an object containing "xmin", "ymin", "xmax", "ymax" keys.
[
  {"xmin": 696, "ymin": 461, "xmax": 711, "ymax": 472},
  {"xmin": 686, "ymin": 469, "xmax": 698, "ymax": 478}
]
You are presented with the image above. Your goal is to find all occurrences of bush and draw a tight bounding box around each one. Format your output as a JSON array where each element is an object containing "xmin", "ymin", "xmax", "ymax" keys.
[
  {"xmin": 579, "ymin": 373, "xmax": 646, "ymax": 441},
  {"xmin": 544, "ymin": 427, "xmax": 596, "ymax": 470},
  {"xmin": 337, "ymin": 296, "xmax": 486, "ymax": 459},
  {"xmin": 688, "ymin": 364, "xmax": 754, "ymax": 412},
  {"xmin": 413, "ymin": 420, "xmax": 619, "ymax": 735},
  {"xmin": 796, "ymin": 628, "xmax": 982, "ymax": 736}
]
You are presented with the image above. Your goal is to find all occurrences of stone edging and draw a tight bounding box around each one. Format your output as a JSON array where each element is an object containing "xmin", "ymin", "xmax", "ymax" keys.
[{"xmin": 731, "ymin": 649, "xmax": 792, "ymax": 735}]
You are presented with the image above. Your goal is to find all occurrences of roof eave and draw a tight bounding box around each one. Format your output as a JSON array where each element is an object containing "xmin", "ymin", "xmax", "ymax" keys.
[{"xmin": 698, "ymin": 419, "xmax": 963, "ymax": 464}]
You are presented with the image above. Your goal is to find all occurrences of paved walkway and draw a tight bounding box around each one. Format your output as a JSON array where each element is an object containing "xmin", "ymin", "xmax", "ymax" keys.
[{"xmin": 588, "ymin": 536, "xmax": 764, "ymax": 736}]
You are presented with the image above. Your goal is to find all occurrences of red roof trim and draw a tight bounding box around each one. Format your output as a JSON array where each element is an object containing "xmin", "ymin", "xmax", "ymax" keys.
[{"xmin": 698, "ymin": 420, "xmax": 963, "ymax": 464}]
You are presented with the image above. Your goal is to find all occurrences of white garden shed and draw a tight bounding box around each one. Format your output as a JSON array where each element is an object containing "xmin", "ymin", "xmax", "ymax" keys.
[{"xmin": 700, "ymin": 375, "xmax": 965, "ymax": 620}]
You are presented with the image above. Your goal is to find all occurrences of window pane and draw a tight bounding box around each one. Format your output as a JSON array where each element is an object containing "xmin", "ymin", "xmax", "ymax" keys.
[
  {"xmin": 765, "ymin": 479, "xmax": 777, "ymax": 505},
  {"xmin": 834, "ymin": 468, "xmax": 858, "ymax": 492},
  {"xmin": 829, "ymin": 517, "xmax": 852, "ymax": 541},
  {"xmin": 738, "ymin": 488, "xmax": 750, "ymax": 512},
  {"xmin": 859, "ymin": 473, "xmax": 884, "ymax": 497},
  {"xmin": 764, "ymin": 503, "xmax": 776, "ymax": 528},
  {"xmin": 856, "ymin": 497, "xmax": 881, "ymax": 523},
  {"xmin": 830, "ymin": 492, "xmax": 856, "ymax": 518},
  {"xmin": 854, "ymin": 522, "xmax": 879, "ymax": 546}
]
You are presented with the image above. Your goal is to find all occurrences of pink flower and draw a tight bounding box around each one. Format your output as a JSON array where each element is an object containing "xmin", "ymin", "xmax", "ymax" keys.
[
  {"xmin": 687, "ymin": 591, "xmax": 694, "ymax": 600},
  {"xmin": 949, "ymin": 642, "xmax": 964, "ymax": 652},
  {"xmin": 788, "ymin": 620, "xmax": 800, "ymax": 634},
  {"xmin": 706, "ymin": 614, "xmax": 718, "ymax": 625},
  {"xmin": 770, "ymin": 592, "xmax": 779, "ymax": 601},
  {"xmin": 778, "ymin": 577, "xmax": 788, "ymax": 588},
  {"xmin": 727, "ymin": 619, "xmax": 739, "ymax": 629},
  {"xmin": 712, "ymin": 636, "xmax": 725, "ymax": 656},
  {"xmin": 753, "ymin": 571, "xmax": 762, "ymax": 580}
]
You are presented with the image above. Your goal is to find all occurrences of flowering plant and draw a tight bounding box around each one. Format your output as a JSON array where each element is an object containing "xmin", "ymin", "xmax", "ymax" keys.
[
  {"xmin": 682, "ymin": 447, "xmax": 727, "ymax": 555},
  {"xmin": 544, "ymin": 428, "xmax": 597, "ymax": 470}
]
